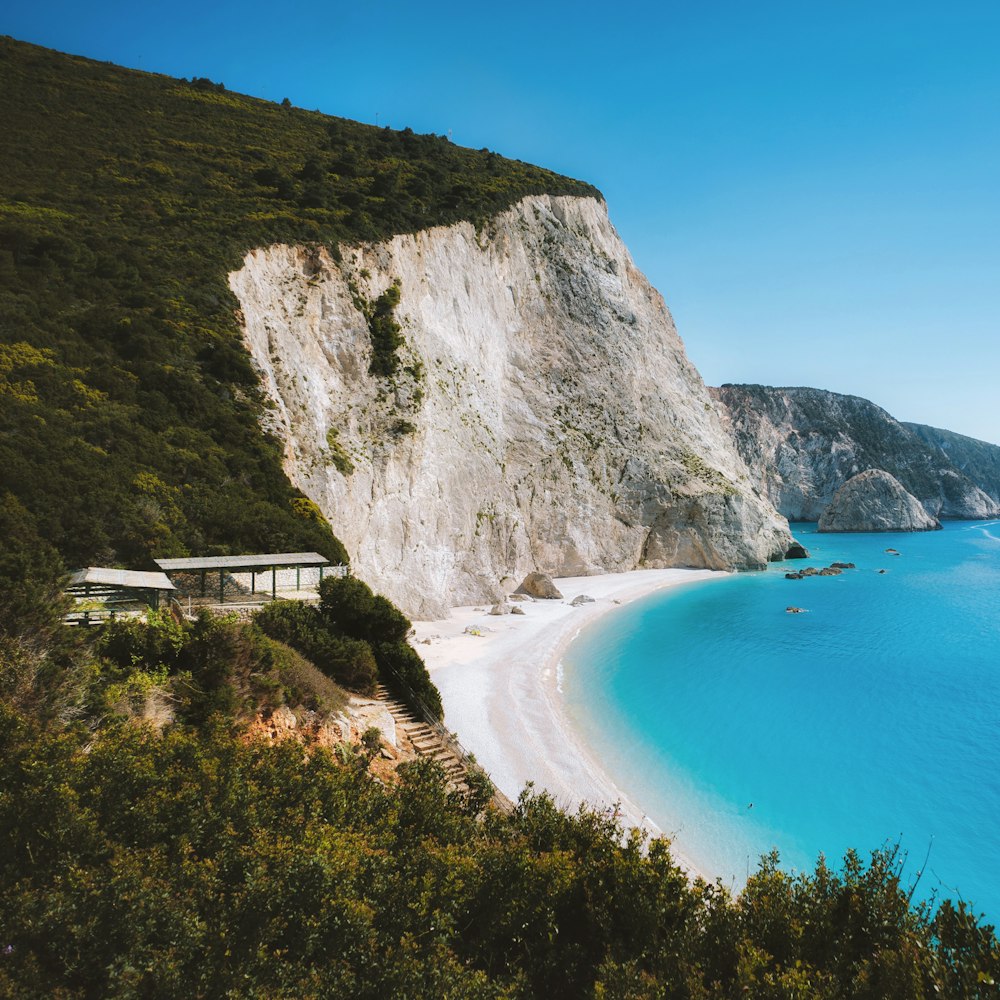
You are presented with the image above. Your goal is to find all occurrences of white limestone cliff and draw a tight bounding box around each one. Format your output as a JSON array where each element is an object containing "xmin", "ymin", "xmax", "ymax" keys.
[{"xmin": 231, "ymin": 195, "xmax": 790, "ymax": 617}]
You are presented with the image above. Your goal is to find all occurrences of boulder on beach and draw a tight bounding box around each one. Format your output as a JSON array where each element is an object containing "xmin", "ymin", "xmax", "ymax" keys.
[
  {"xmin": 514, "ymin": 572, "xmax": 563, "ymax": 600},
  {"xmin": 488, "ymin": 602, "xmax": 512, "ymax": 616},
  {"xmin": 570, "ymin": 594, "xmax": 595, "ymax": 607},
  {"xmin": 818, "ymin": 470, "xmax": 942, "ymax": 533}
]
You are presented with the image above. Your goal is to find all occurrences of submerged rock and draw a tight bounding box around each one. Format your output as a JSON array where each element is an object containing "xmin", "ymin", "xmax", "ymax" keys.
[
  {"xmin": 514, "ymin": 572, "xmax": 563, "ymax": 600},
  {"xmin": 819, "ymin": 470, "xmax": 942, "ymax": 533}
]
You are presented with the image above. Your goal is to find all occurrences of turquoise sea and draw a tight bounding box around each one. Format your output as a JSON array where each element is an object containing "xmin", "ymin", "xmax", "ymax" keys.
[{"xmin": 563, "ymin": 521, "xmax": 1000, "ymax": 920}]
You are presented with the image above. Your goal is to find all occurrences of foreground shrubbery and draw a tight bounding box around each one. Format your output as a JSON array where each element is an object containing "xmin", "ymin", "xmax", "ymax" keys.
[
  {"xmin": 0, "ymin": 707, "xmax": 997, "ymax": 999},
  {"xmin": 0, "ymin": 579, "xmax": 996, "ymax": 997}
]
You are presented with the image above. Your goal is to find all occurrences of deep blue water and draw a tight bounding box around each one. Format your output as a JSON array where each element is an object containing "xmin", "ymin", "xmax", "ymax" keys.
[{"xmin": 563, "ymin": 522, "xmax": 1000, "ymax": 919}]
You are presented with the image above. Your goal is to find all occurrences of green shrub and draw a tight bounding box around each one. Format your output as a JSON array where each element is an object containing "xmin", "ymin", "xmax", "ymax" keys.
[
  {"xmin": 318, "ymin": 574, "xmax": 410, "ymax": 644},
  {"xmin": 255, "ymin": 599, "xmax": 378, "ymax": 694}
]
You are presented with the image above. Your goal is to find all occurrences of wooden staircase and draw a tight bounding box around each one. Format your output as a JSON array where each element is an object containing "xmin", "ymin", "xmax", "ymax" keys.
[{"xmin": 374, "ymin": 685, "xmax": 470, "ymax": 793}]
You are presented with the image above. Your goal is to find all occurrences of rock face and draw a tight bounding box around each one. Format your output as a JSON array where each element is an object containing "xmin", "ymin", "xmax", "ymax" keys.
[
  {"xmin": 514, "ymin": 572, "xmax": 563, "ymax": 600},
  {"xmin": 818, "ymin": 470, "xmax": 943, "ymax": 533},
  {"xmin": 232, "ymin": 195, "xmax": 791, "ymax": 617},
  {"xmin": 905, "ymin": 422, "xmax": 1000, "ymax": 507},
  {"xmin": 712, "ymin": 384, "xmax": 999, "ymax": 521}
]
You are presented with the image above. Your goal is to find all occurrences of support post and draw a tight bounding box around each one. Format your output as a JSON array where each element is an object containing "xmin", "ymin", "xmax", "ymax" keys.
[
  {"xmin": 251, "ymin": 571, "xmax": 255, "ymax": 595},
  {"xmin": 296, "ymin": 566, "xmax": 301, "ymax": 591},
  {"xmin": 272, "ymin": 567, "xmax": 277, "ymax": 600},
  {"xmin": 219, "ymin": 570, "xmax": 224, "ymax": 606}
]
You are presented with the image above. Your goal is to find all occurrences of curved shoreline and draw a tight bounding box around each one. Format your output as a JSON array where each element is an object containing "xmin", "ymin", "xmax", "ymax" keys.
[{"xmin": 412, "ymin": 568, "xmax": 725, "ymax": 877}]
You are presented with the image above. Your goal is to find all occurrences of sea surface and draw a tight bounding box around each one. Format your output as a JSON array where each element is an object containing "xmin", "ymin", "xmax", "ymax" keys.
[{"xmin": 563, "ymin": 521, "xmax": 1000, "ymax": 920}]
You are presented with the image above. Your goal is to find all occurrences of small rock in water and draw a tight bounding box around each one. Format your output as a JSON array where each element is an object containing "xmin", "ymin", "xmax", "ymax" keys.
[
  {"xmin": 785, "ymin": 606, "xmax": 807, "ymax": 614},
  {"xmin": 830, "ymin": 562, "xmax": 856, "ymax": 569}
]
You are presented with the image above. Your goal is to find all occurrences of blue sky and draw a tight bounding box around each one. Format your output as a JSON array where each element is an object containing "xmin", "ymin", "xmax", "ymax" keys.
[{"xmin": 7, "ymin": 1, "xmax": 1000, "ymax": 442}]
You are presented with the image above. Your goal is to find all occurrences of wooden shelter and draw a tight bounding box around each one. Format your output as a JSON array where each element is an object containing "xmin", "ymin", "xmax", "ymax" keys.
[
  {"xmin": 154, "ymin": 552, "xmax": 345, "ymax": 605},
  {"xmin": 65, "ymin": 567, "xmax": 177, "ymax": 624}
]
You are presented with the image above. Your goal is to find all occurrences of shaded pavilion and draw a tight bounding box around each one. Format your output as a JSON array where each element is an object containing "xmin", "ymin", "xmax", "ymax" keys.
[
  {"xmin": 65, "ymin": 567, "xmax": 177, "ymax": 623},
  {"xmin": 154, "ymin": 552, "xmax": 343, "ymax": 605}
]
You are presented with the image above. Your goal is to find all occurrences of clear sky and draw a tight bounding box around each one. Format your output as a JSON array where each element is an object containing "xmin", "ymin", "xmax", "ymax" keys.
[{"xmin": 7, "ymin": 1, "xmax": 1000, "ymax": 442}]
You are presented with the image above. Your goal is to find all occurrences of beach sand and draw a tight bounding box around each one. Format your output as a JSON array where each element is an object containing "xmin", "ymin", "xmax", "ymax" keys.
[{"xmin": 413, "ymin": 568, "xmax": 723, "ymax": 873}]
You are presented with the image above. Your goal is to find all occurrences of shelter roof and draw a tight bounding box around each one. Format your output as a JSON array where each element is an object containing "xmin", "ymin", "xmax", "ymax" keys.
[
  {"xmin": 154, "ymin": 552, "xmax": 332, "ymax": 572},
  {"xmin": 67, "ymin": 567, "xmax": 176, "ymax": 591}
]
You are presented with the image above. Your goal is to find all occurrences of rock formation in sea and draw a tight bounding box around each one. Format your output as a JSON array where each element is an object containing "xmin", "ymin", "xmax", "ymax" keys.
[
  {"xmin": 711, "ymin": 384, "xmax": 999, "ymax": 522},
  {"xmin": 232, "ymin": 195, "xmax": 791, "ymax": 617},
  {"xmin": 818, "ymin": 470, "xmax": 943, "ymax": 533}
]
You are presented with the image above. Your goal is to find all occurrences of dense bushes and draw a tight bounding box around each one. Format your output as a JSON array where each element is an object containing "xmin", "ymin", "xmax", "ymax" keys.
[
  {"xmin": 256, "ymin": 575, "xmax": 442, "ymax": 717},
  {"xmin": 0, "ymin": 708, "xmax": 997, "ymax": 998},
  {"xmin": 255, "ymin": 598, "xmax": 379, "ymax": 694},
  {"xmin": 76, "ymin": 609, "xmax": 347, "ymax": 726}
]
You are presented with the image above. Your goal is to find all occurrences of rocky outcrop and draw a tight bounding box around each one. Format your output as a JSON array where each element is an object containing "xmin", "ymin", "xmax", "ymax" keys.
[
  {"xmin": 514, "ymin": 572, "xmax": 563, "ymax": 600},
  {"xmin": 712, "ymin": 384, "xmax": 999, "ymax": 521},
  {"xmin": 233, "ymin": 195, "xmax": 791, "ymax": 617},
  {"xmin": 818, "ymin": 470, "xmax": 942, "ymax": 533}
]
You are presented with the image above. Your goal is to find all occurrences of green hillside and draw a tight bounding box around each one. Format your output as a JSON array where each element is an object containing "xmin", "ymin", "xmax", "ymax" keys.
[{"xmin": 0, "ymin": 36, "xmax": 599, "ymax": 571}]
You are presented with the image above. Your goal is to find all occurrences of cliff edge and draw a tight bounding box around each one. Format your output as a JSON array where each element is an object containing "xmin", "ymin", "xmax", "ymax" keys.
[{"xmin": 232, "ymin": 195, "xmax": 790, "ymax": 616}]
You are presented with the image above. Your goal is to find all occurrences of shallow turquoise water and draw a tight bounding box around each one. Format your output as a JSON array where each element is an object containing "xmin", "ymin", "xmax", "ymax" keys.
[{"xmin": 563, "ymin": 522, "xmax": 1000, "ymax": 919}]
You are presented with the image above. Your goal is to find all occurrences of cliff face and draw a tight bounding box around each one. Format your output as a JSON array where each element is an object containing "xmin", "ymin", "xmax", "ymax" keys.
[
  {"xmin": 904, "ymin": 423, "xmax": 1000, "ymax": 507},
  {"xmin": 232, "ymin": 195, "xmax": 791, "ymax": 617},
  {"xmin": 712, "ymin": 384, "xmax": 999, "ymax": 522},
  {"xmin": 818, "ymin": 470, "xmax": 942, "ymax": 533}
]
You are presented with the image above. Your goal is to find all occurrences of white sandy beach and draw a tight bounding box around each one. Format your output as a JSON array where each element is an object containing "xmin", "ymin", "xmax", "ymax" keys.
[{"xmin": 413, "ymin": 568, "xmax": 724, "ymax": 872}]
